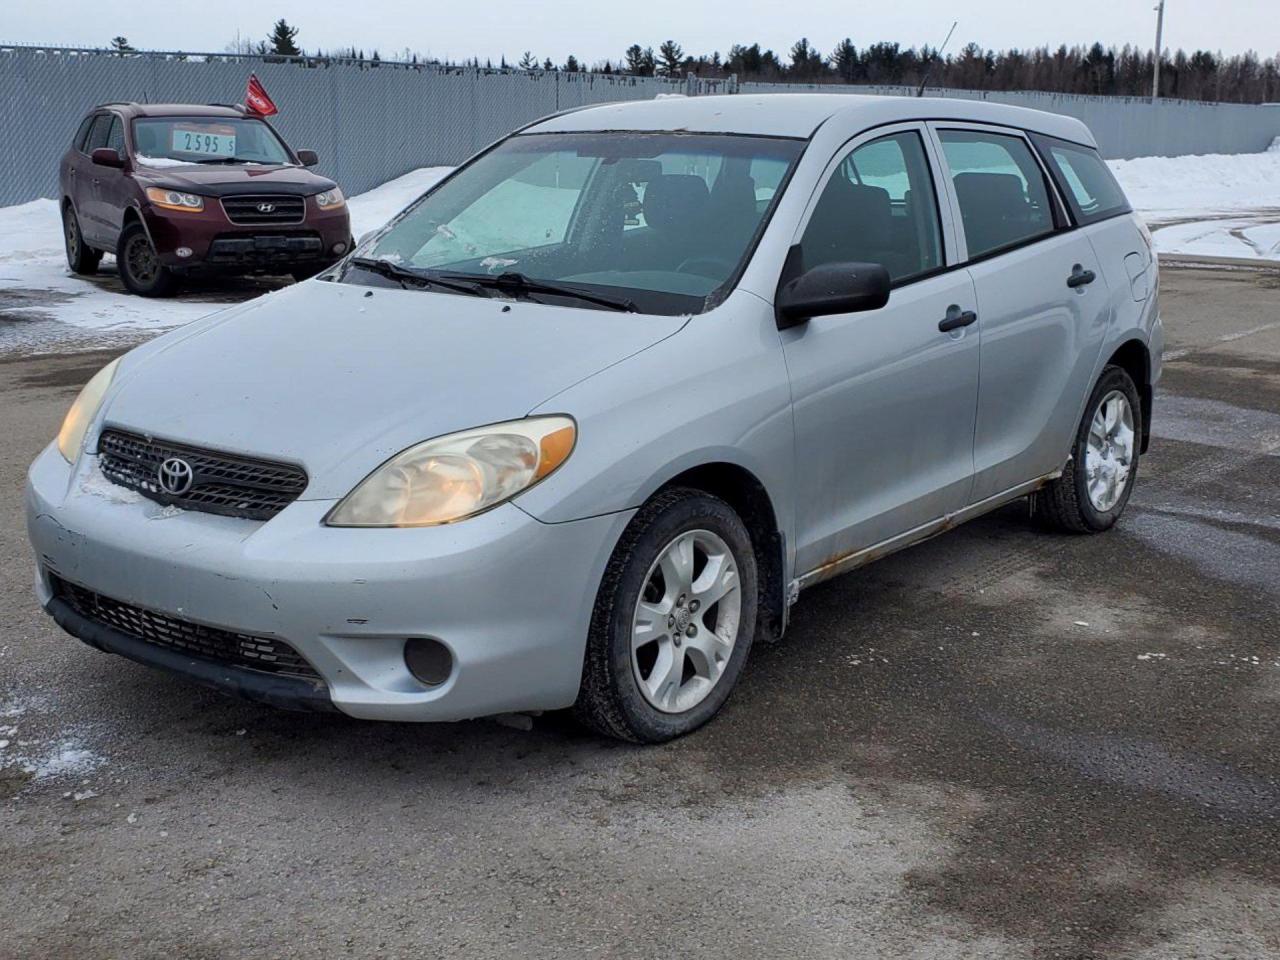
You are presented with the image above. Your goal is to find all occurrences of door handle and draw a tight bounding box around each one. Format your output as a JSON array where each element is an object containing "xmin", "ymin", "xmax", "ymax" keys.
[
  {"xmin": 1067, "ymin": 265, "xmax": 1097, "ymax": 288},
  {"xmin": 938, "ymin": 306, "xmax": 978, "ymax": 333}
]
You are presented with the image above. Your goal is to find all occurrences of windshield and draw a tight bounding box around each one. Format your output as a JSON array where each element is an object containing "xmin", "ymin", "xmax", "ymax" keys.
[
  {"xmin": 131, "ymin": 117, "xmax": 293, "ymax": 166},
  {"xmin": 349, "ymin": 131, "xmax": 804, "ymax": 315}
]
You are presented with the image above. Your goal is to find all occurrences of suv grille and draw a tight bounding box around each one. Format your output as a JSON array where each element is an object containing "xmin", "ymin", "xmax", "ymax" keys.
[
  {"xmin": 221, "ymin": 194, "xmax": 306, "ymax": 225},
  {"xmin": 52, "ymin": 575, "xmax": 321, "ymax": 681},
  {"xmin": 98, "ymin": 429, "xmax": 308, "ymax": 521}
]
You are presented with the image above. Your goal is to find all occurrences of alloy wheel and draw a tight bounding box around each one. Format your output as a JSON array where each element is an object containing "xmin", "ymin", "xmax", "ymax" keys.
[
  {"xmin": 1084, "ymin": 389, "xmax": 1135, "ymax": 512},
  {"xmin": 630, "ymin": 529, "xmax": 742, "ymax": 713}
]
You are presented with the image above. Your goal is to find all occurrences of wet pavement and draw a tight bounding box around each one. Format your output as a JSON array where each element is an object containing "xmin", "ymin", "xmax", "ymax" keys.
[{"xmin": 0, "ymin": 264, "xmax": 1277, "ymax": 959}]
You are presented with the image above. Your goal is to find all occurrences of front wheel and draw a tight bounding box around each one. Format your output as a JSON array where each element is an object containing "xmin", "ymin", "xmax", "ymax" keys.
[
  {"xmin": 1035, "ymin": 364, "xmax": 1142, "ymax": 532},
  {"xmin": 575, "ymin": 488, "xmax": 758, "ymax": 743},
  {"xmin": 117, "ymin": 223, "xmax": 177, "ymax": 297}
]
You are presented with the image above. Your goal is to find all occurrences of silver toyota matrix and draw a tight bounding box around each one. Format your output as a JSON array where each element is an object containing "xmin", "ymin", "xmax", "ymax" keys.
[{"xmin": 27, "ymin": 95, "xmax": 1161, "ymax": 742}]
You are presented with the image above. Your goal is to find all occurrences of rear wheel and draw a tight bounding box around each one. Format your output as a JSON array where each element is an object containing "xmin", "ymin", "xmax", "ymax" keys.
[
  {"xmin": 575, "ymin": 488, "xmax": 757, "ymax": 743},
  {"xmin": 63, "ymin": 204, "xmax": 101, "ymax": 276},
  {"xmin": 1035, "ymin": 365, "xmax": 1142, "ymax": 532},
  {"xmin": 117, "ymin": 222, "xmax": 177, "ymax": 297}
]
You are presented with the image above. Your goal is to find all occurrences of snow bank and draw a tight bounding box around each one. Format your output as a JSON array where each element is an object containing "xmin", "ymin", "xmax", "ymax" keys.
[
  {"xmin": 347, "ymin": 166, "xmax": 452, "ymax": 238},
  {"xmin": 1108, "ymin": 148, "xmax": 1280, "ymax": 218}
]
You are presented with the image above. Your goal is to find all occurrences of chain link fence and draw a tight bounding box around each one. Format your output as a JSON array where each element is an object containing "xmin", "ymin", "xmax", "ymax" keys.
[{"xmin": 4, "ymin": 44, "xmax": 1279, "ymax": 207}]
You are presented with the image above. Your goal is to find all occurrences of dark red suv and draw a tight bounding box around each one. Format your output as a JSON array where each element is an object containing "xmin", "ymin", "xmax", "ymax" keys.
[{"xmin": 60, "ymin": 102, "xmax": 352, "ymax": 296}]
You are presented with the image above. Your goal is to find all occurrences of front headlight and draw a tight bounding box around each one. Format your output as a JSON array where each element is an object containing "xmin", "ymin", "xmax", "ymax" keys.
[
  {"xmin": 145, "ymin": 186, "xmax": 204, "ymax": 212},
  {"xmin": 315, "ymin": 187, "xmax": 345, "ymax": 210},
  {"xmin": 57, "ymin": 358, "xmax": 120, "ymax": 462},
  {"xmin": 326, "ymin": 416, "xmax": 576, "ymax": 527}
]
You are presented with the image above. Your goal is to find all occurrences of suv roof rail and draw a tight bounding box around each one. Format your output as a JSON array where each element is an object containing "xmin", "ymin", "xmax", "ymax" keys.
[
  {"xmin": 96, "ymin": 100, "xmax": 136, "ymax": 108},
  {"xmin": 207, "ymin": 102, "xmax": 246, "ymax": 111}
]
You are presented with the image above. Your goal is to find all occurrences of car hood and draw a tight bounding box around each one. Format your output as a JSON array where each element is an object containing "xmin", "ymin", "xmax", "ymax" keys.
[
  {"xmin": 134, "ymin": 163, "xmax": 336, "ymax": 197},
  {"xmin": 101, "ymin": 280, "xmax": 688, "ymax": 501}
]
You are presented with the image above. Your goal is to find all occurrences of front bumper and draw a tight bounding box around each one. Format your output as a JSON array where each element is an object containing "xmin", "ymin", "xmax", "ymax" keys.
[
  {"xmin": 142, "ymin": 200, "xmax": 351, "ymax": 271},
  {"xmin": 27, "ymin": 443, "xmax": 631, "ymax": 721}
]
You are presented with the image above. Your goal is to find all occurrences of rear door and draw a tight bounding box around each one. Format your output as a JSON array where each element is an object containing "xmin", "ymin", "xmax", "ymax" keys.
[
  {"xmin": 782, "ymin": 124, "xmax": 980, "ymax": 576},
  {"xmin": 929, "ymin": 123, "xmax": 1110, "ymax": 503},
  {"xmin": 76, "ymin": 113, "xmax": 113, "ymax": 243},
  {"xmin": 93, "ymin": 115, "xmax": 131, "ymax": 250}
]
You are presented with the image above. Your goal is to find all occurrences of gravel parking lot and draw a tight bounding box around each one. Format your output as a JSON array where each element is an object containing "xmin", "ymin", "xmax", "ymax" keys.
[{"xmin": 1, "ymin": 263, "xmax": 1278, "ymax": 959}]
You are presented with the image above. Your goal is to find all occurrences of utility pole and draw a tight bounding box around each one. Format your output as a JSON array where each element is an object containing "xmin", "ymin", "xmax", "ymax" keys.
[{"xmin": 1152, "ymin": 0, "xmax": 1166, "ymax": 99}]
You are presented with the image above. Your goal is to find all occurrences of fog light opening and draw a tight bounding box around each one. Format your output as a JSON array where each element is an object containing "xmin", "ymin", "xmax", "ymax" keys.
[
  {"xmin": 404, "ymin": 637, "xmax": 452, "ymax": 687},
  {"xmin": 332, "ymin": 241, "xmax": 347, "ymax": 255},
  {"xmin": 175, "ymin": 246, "xmax": 193, "ymax": 258}
]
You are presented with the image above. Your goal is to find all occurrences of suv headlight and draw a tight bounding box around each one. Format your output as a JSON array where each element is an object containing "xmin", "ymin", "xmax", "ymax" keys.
[
  {"xmin": 57, "ymin": 358, "xmax": 120, "ymax": 462},
  {"xmin": 145, "ymin": 186, "xmax": 204, "ymax": 212},
  {"xmin": 326, "ymin": 416, "xmax": 576, "ymax": 527},
  {"xmin": 315, "ymin": 187, "xmax": 345, "ymax": 210}
]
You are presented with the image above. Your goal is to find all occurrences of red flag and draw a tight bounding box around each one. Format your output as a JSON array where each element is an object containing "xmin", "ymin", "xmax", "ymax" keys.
[{"xmin": 245, "ymin": 74, "xmax": 278, "ymax": 117}]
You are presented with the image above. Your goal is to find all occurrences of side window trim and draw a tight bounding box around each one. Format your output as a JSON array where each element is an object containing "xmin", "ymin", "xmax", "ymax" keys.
[
  {"xmin": 792, "ymin": 121, "xmax": 957, "ymax": 288},
  {"xmin": 926, "ymin": 120, "xmax": 1072, "ymax": 265}
]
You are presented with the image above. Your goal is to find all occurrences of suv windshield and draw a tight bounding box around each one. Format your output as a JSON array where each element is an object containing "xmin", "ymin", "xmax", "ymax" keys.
[
  {"xmin": 131, "ymin": 117, "xmax": 293, "ymax": 166},
  {"xmin": 347, "ymin": 131, "xmax": 805, "ymax": 315}
]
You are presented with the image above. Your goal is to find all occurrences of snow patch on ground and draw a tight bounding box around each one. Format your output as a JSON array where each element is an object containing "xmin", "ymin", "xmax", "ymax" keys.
[
  {"xmin": 0, "ymin": 694, "xmax": 107, "ymax": 787},
  {"xmin": 1108, "ymin": 146, "xmax": 1280, "ymax": 261}
]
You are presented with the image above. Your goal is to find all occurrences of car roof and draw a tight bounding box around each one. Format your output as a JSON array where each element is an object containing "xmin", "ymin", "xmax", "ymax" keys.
[
  {"xmin": 90, "ymin": 102, "xmax": 249, "ymax": 120},
  {"xmin": 525, "ymin": 93, "xmax": 1097, "ymax": 148}
]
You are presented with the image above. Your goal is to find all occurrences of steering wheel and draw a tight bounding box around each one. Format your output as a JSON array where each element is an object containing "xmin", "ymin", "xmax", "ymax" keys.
[{"xmin": 676, "ymin": 256, "xmax": 735, "ymax": 279}]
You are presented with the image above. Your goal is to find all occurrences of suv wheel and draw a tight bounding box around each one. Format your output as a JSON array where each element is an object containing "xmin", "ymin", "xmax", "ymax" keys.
[
  {"xmin": 1035, "ymin": 364, "xmax": 1142, "ymax": 532},
  {"xmin": 117, "ymin": 223, "xmax": 177, "ymax": 297},
  {"xmin": 63, "ymin": 205, "xmax": 102, "ymax": 276},
  {"xmin": 575, "ymin": 487, "xmax": 758, "ymax": 743}
]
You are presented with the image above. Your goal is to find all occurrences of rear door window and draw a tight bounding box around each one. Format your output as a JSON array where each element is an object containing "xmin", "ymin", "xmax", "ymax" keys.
[
  {"xmin": 1031, "ymin": 134, "xmax": 1131, "ymax": 226},
  {"xmin": 937, "ymin": 129, "xmax": 1056, "ymax": 260},
  {"xmin": 73, "ymin": 115, "xmax": 95, "ymax": 152}
]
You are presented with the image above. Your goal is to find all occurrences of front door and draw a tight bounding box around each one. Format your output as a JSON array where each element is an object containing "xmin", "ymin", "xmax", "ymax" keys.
[{"xmin": 782, "ymin": 125, "xmax": 980, "ymax": 577}]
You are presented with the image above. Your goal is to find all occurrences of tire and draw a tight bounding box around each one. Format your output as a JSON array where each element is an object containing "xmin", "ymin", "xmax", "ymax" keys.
[
  {"xmin": 117, "ymin": 222, "xmax": 177, "ymax": 297},
  {"xmin": 1035, "ymin": 364, "xmax": 1142, "ymax": 533},
  {"xmin": 575, "ymin": 487, "xmax": 758, "ymax": 743},
  {"xmin": 63, "ymin": 204, "xmax": 102, "ymax": 276}
]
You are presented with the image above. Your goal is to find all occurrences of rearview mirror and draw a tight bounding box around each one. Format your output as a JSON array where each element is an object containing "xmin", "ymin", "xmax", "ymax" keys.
[
  {"xmin": 775, "ymin": 260, "xmax": 891, "ymax": 329},
  {"xmin": 296, "ymin": 149, "xmax": 319, "ymax": 167},
  {"xmin": 90, "ymin": 147, "xmax": 125, "ymax": 169}
]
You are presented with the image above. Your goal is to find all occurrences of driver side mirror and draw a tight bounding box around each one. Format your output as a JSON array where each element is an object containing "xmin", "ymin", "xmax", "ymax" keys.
[
  {"xmin": 90, "ymin": 147, "xmax": 125, "ymax": 169},
  {"xmin": 775, "ymin": 257, "xmax": 891, "ymax": 329},
  {"xmin": 296, "ymin": 149, "xmax": 319, "ymax": 167}
]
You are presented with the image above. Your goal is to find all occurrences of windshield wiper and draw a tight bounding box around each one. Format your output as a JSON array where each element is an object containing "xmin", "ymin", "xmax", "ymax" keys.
[
  {"xmin": 434, "ymin": 271, "xmax": 636, "ymax": 313},
  {"xmin": 347, "ymin": 257, "xmax": 488, "ymax": 297}
]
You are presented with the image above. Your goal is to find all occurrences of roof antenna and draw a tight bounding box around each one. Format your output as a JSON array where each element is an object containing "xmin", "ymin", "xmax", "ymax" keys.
[{"xmin": 916, "ymin": 20, "xmax": 958, "ymax": 97}]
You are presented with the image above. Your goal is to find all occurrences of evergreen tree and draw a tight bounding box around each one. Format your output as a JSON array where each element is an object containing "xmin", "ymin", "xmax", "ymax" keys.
[
  {"xmin": 565, "ymin": 54, "xmax": 580, "ymax": 73},
  {"xmin": 109, "ymin": 36, "xmax": 134, "ymax": 54},
  {"xmin": 518, "ymin": 51, "xmax": 537, "ymax": 70},
  {"xmin": 658, "ymin": 40, "xmax": 684, "ymax": 76},
  {"xmin": 267, "ymin": 19, "xmax": 300, "ymax": 56}
]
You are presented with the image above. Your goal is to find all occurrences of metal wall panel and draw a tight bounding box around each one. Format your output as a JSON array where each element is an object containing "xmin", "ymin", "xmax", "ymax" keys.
[{"xmin": 3, "ymin": 46, "xmax": 1278, "ymax": 207}]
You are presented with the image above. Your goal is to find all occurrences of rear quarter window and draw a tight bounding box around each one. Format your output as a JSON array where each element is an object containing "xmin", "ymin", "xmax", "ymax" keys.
[{"xmin": 1031, "ymin": 134, "xmax": 1131, "ymax": 226}]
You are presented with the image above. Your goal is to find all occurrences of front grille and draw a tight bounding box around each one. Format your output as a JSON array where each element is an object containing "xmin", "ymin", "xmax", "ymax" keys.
[
  {"xmin": 221, "ymin": 194, "xmax": 306, "ymax": 225},
  {"xmin": 52, "ymin": 575, "xmax": 321, "ymax": 681},
  {"xmin": 98, "ymin": 429, "xmax": 307, "ymax": 521}
]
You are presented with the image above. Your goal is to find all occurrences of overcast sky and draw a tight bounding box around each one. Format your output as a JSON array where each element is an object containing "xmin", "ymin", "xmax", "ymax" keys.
[{"xmin": 7, "ymin": 0, "xmax": 1277, "ymax": 65}]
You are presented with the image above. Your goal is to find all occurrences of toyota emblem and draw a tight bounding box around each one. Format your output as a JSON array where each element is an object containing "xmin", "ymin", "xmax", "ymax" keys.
[
  {"xmin": 256, "ymin": 202, "xmax": 276, "ymax": 214},
  {"xmin": 158, "ymin": 457, "xmax": 195, "ymax": 496}
]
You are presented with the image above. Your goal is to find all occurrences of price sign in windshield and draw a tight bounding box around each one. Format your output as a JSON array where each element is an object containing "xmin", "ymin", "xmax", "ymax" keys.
[{"xmin": 171, "ymin": 127, "xmax": 237, "ymax": 157}]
